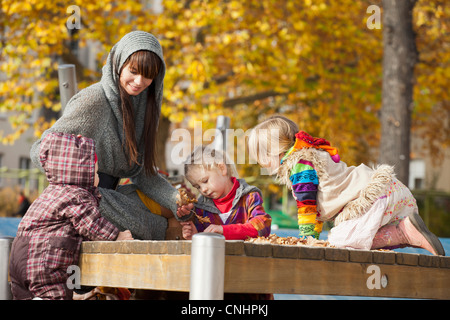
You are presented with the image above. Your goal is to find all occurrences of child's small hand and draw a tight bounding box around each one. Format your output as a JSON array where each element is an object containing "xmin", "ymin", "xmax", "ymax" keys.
[
  {"xmin": 204, "ymin": 224, "xmax": 223, "ymax": 235},
  {"xmin": 176, "ymin": 189, "xmax": 197, "ymax": 218},
  {"xmin": 116, "ymin": 230, "xmax": 133, "ymax": 241},
  {"xmin": 180, "ymin": 221, "xmax": 198, "ymax": 240}
]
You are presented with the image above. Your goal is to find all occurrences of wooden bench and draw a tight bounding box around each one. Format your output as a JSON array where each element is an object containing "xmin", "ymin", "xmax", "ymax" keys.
[{"xmin": 79, "ymin": 240, "xmax": 450, "ymax": 299}]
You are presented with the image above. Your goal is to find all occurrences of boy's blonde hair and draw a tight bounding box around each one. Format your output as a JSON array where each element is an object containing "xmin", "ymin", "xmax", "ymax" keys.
[
  {"xmin": 184, "ymin": 144, "xmax": 238, "ymax": 179},
  {"xmin": 248, "ymin": 115, "xmax": 298, "ymax": 166}
]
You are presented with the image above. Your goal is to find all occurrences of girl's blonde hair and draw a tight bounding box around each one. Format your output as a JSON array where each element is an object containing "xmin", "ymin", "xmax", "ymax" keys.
[
  {"xmin": 184, "ymin": 144, "xmax": 238, "ymax": 179},
  {"xmin": 248, "ymin": 115, "xmax": 298, "ymax": 166}
]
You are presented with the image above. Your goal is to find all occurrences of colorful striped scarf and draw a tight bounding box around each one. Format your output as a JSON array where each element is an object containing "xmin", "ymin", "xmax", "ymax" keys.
[{"xmin": 281, "ymin": 131, "xmax": 340, "ymax": 164}]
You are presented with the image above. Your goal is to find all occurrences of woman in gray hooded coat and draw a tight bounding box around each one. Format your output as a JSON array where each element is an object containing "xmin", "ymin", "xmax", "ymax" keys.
[{"xmin": 30, "ymin": 31, "xmax": 193, "ymax": 240}]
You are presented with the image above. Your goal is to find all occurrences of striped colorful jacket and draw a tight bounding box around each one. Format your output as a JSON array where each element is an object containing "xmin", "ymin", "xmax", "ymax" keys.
[
  {"xmin": 278, "ymin": 131, "xmax": 338, "ymax": 239},
  {"xmin": 286, "ymin": 159, "xmax": 323, "ymax": 239},
  {"xmin": 193, "ymin": 179, "xmax": 272, "ymax": 240}
]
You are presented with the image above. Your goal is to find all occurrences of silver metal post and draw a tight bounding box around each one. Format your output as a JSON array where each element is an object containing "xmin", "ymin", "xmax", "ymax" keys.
[
  {"xmin": 213, "ymin": 116, "xmax": 230, "ymax": 153},
  {"xmin": 0, "ymin": 237, "xmax": 14, "ymax": 300},
  {"xmin": 189, "ymin": 233, "xmax": 225, "ymax": 300},
  {"xmin": 58, "ymin": 64, "xmax": 78, "ymax": 111}
]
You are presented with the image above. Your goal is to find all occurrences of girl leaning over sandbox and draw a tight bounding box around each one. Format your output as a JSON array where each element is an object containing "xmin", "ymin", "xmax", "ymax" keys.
[
  {"xmin": 30, "ymin": 31, "xmax": 193, "ymax": 240},
  {"xmin": 248, "ymin": 115, "xmax": 444, "ymax": 256}
]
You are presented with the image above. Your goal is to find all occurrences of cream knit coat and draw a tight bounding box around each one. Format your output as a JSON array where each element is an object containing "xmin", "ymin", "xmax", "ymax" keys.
[{"xmin": 277, "ymin": 147, "xmax": 394, "ymax": 225}]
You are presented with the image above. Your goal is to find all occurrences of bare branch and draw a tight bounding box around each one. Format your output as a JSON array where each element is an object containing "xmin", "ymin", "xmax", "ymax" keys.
[{"xmin": 222, "ymin": 90, "xmax": 283, "ymax": 108}]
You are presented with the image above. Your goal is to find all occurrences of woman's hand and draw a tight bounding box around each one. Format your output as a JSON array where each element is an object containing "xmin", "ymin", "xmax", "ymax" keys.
[
  {"xmin": 176, "ymin": 202, "xmax": 194, "ymax": 218},
  {"xmin": 175, "ymin": 189, "xmax": 197, "ymax": 218},
  {"xmin": 180, "ymin": 221, "xmax": 198, "ymax": 240}
]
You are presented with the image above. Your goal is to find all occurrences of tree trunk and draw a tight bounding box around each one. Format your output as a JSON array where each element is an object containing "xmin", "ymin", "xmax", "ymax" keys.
[{"xmin": 379, "ymin": 0, "xmax": 417, "ymax": 185}]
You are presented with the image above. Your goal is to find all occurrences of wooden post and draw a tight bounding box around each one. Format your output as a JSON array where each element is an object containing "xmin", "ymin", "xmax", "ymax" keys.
[{"xmin": 58, "ymin": 64, "xmax": 78, "ymax": 112}]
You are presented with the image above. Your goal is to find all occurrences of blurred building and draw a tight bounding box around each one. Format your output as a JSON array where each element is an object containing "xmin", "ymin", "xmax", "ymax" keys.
[{"xmin": 410, "ymin": 131, "xmax": 450, "ymax": 191}]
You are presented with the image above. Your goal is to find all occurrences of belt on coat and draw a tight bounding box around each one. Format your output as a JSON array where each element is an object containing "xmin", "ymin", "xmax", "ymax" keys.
[{"xmin": 97, "ymin": 172, "xmax": 120, "ymax": 190}]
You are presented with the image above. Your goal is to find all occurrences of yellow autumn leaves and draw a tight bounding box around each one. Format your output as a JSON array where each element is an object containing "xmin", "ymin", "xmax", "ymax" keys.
[{"xmin": 0, "ymin": 0, "xmax": 448, "ymax": 167}]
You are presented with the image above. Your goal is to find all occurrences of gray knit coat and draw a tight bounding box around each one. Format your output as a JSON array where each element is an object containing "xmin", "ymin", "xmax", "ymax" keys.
[{"xmin": 30, "ymin": 31, "xmax": 190, "ymax": 240}]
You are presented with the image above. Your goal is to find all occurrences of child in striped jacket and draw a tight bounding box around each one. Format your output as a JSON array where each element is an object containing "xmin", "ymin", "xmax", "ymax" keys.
[
  {"xmin": 181, "ymin": 145, "xmax": 271, "ymax": 241},
  {"xmin": 248, "ymin": 115, "xmax": 444, "ymax": 255}
]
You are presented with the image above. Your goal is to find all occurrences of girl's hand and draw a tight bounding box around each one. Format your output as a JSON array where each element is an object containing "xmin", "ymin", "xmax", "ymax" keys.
[
  {"xmin": 180, "ymin": 221, "xmax": 198, "ymax": 240},
  {"xmin": 176, "ymin": 189, "xmax": 197, "ymax": 218},
  {"xmin": 116, "ymin": 230, "xmax": 133, "ymax": 240},
  {"xmin": 204, "ymin": 224, "xmax": 223, "ymax": 235},
  {"xmin": 176, "ymin": 202, "xmax": 194, "ymax": 218}
]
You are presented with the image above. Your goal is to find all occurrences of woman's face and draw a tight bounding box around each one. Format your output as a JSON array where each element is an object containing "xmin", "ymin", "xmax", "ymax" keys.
[{"xmin": 119, "ymin": 64, "xmax": 153, "ymax": 96}]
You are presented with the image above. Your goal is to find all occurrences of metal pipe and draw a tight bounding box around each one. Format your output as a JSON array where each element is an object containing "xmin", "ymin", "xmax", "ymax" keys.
[
  {"xmin": 213, "ymin": 116, "xmax": 230, "ymax": 153},
  {"xmin": 58, "ymin": 64, "xmax": 78, "ymax": 112},
  {"xmin": 0, "ymin": 237, "xmax": 14, "ymax": 300},
  {"xmin": 189, "ymin": 233, "xmax": 225, "ymax": 300}
]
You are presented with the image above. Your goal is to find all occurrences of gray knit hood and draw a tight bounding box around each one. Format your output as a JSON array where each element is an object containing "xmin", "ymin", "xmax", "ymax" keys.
[{"xmin": 101, "ymin": 31, "xmax": 166, "ymax": 136}]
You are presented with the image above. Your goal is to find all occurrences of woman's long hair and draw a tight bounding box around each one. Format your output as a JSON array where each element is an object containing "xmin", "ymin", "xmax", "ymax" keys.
[{"xmin": 118, "ymin": 50, "xmax": 162, "ymax": 176}]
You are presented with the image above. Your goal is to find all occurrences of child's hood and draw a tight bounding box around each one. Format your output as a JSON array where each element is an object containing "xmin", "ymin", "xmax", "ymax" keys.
[
  {"xmin": 39, "ymin": 132, "xmax": 96, "ymax": 188},
  {"xmin": 195, "ymin": 179, "xmax": 262, "ymax": 214}
]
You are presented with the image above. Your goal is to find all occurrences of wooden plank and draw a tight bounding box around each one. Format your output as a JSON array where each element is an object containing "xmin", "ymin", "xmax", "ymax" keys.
[
  {"xmin": 373, "ymin": 250, "xmax": 396, "ymax": 264},
  {"xmin": 79, "ymin": 251, "xmax": 450, "ymax": 299},
  {"xmin": 79, "ymin": 253, "xmax": 191, "ymax": 292},
  {"xmin": 225, "ymin": 240, "xmax": 245, "ymax": 255},
  {"xmin": 244, "ymin": 242, "xmax": 272, "ymax": 257},
  {"xmin": 349, "ymin": 250, "xmax": 373, "ymax": 263},
  {"xmin": 418, "ymin": 254, "xmax": 441, "ymax": 268},
  {"xmin": 224, "ymin": 256, "xmax": 450, "ymax": 299},
  {"xmin": 82, "ymin": 240, "xmax": 175, "ymax": 255},
  {"xmin": 324, "ymin": 247, "xmax": 349, "ymax": 262},
  {"xmin": 396, "ymin": 253, "xmax": 419, "ymax": 266}
]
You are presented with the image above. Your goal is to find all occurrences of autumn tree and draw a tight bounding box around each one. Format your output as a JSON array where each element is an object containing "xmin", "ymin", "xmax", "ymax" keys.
[
  {"xmin": 154, "ymin": 0, "xmax": 386, "ymax": 171},
  {"xmin": 0, "ymin": 0, "xmax": 448, "ymax": 183},
  {"xmin": 0, "ymin": 0, "xmax": 154, "ymax": 141},
  {"xmin": 412, "ymin": 1, "xmax": 449, "ymax": 166},
  {"xmin": 379, "ymin": 0, "xmax": 417, "ymax": 185},
  {"xmin": 379, "ymin": 0, "xmax": 449, "ymax": 185}
]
